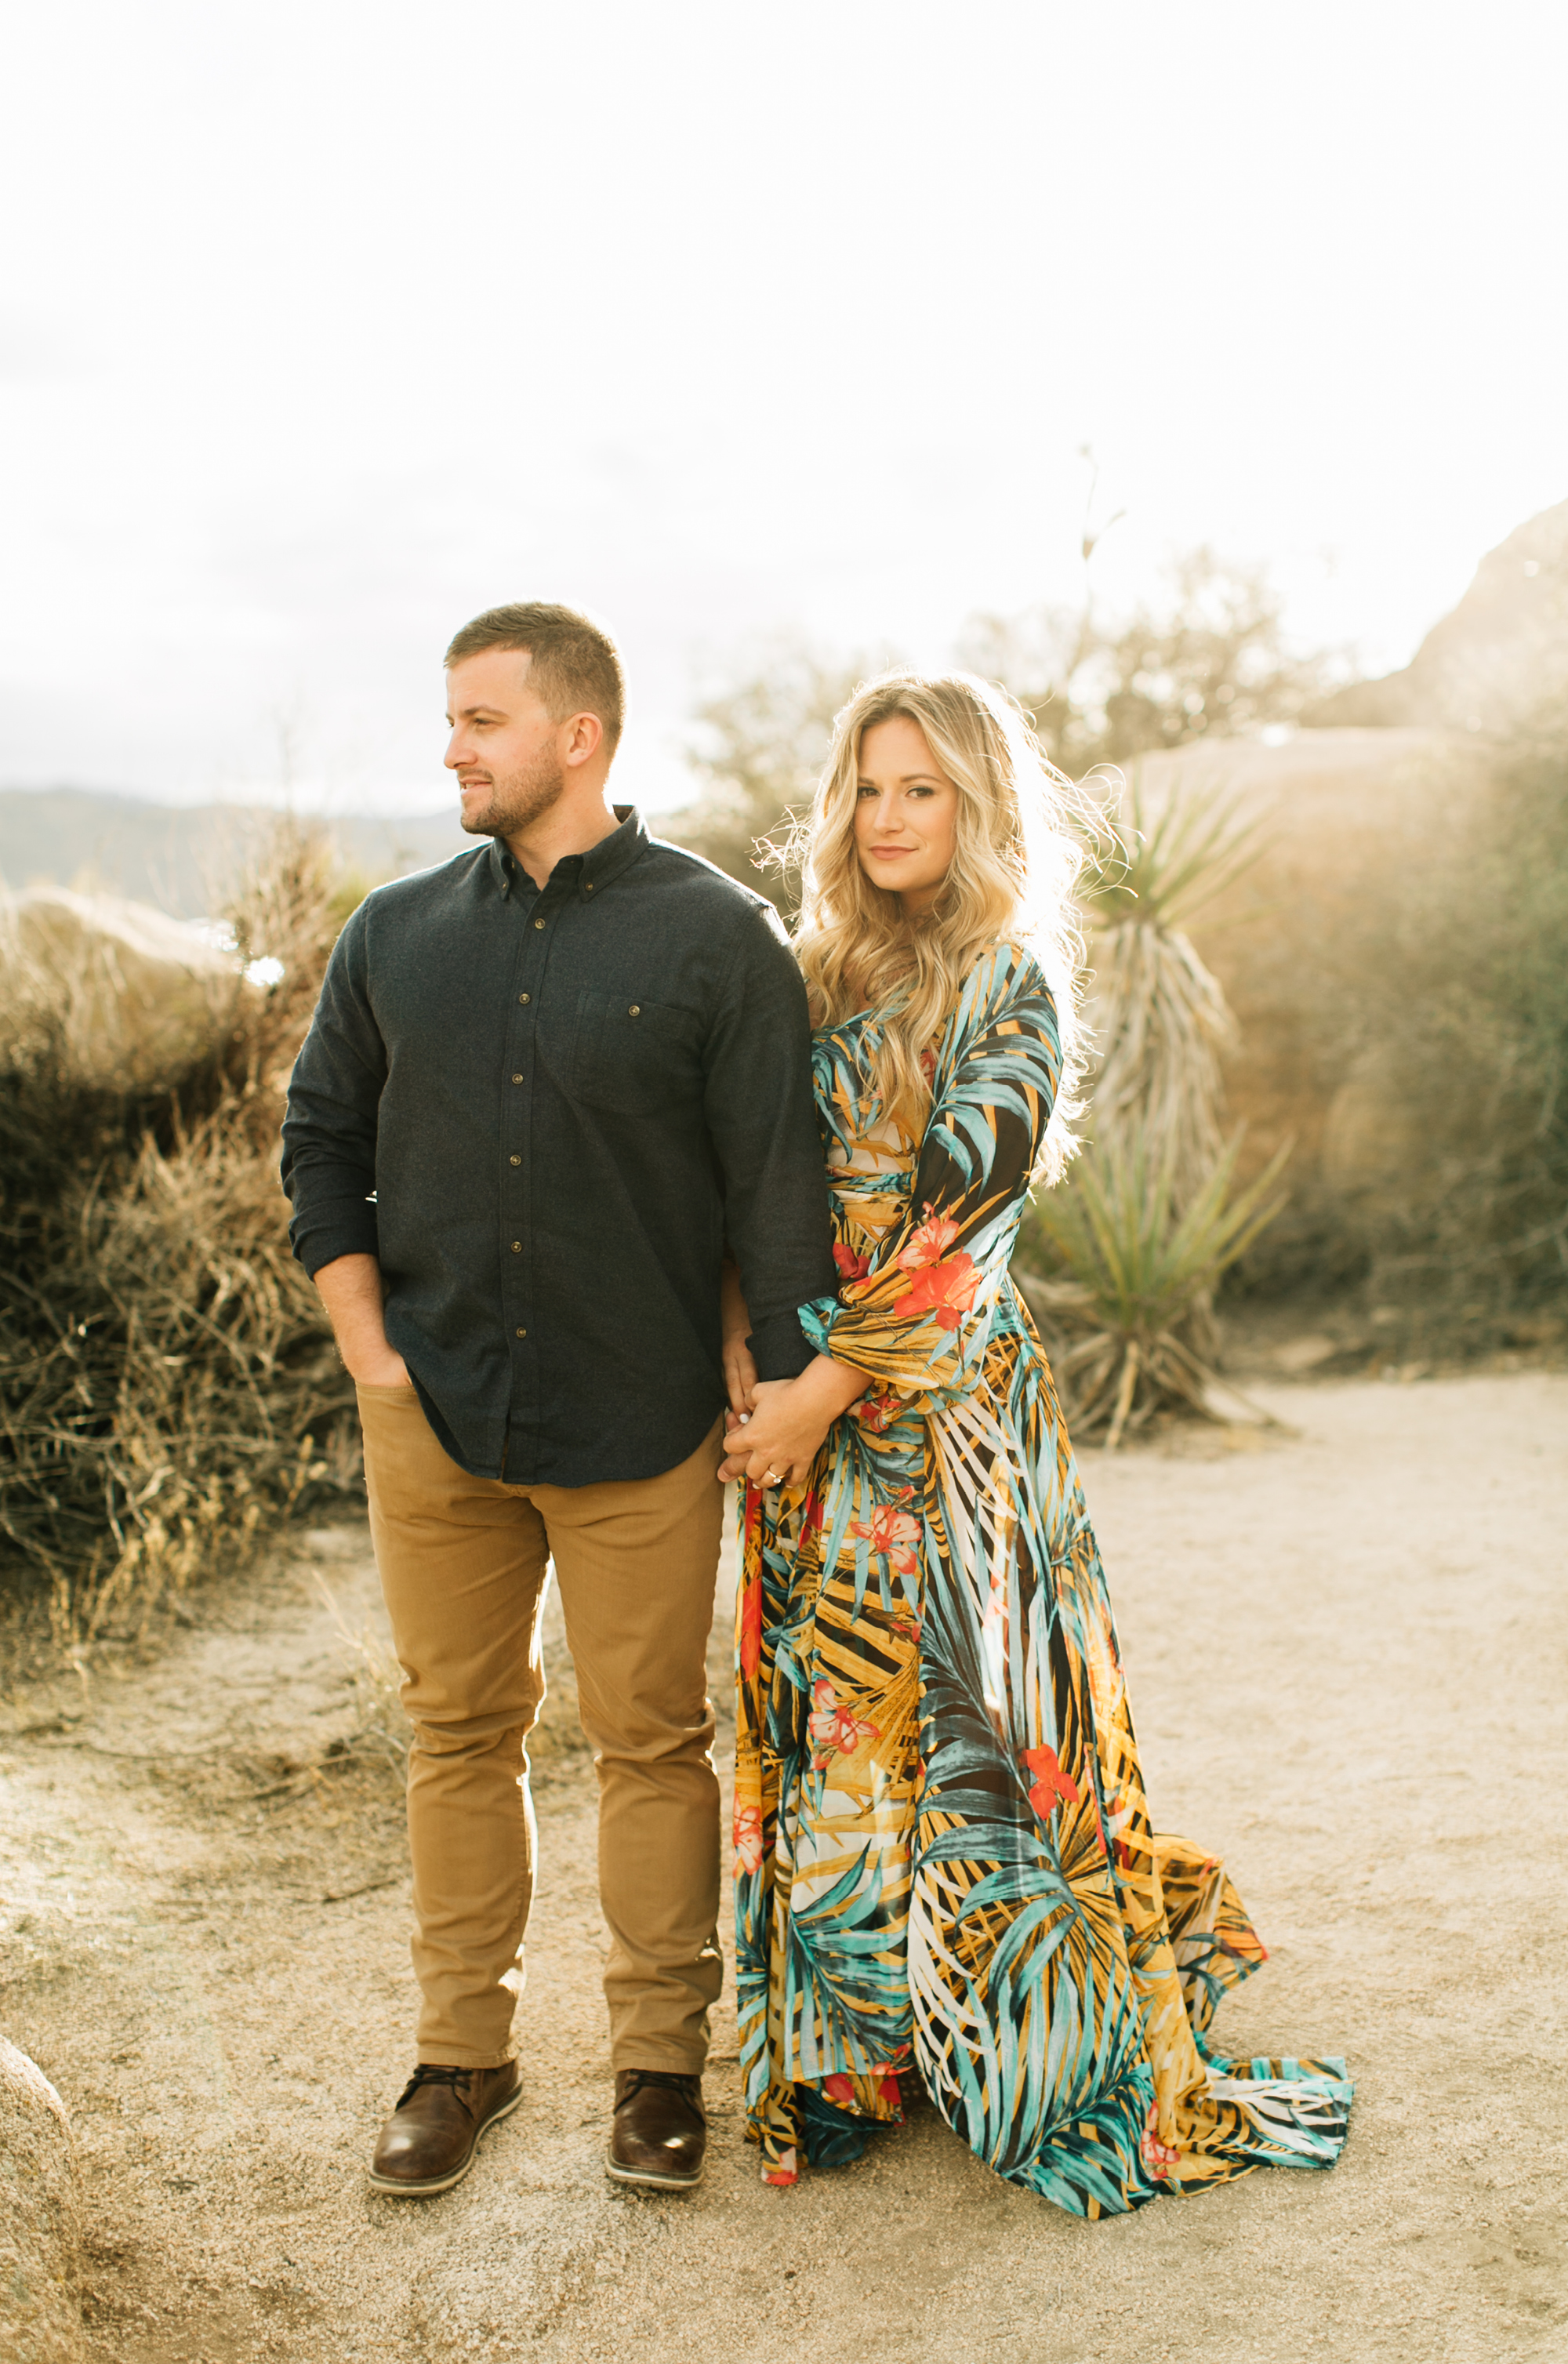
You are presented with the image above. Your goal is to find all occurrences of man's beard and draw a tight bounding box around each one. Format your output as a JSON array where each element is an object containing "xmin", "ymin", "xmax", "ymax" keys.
[{"xmin": 459, "ymin": 744, "xmax": 567, "ymax": 841}]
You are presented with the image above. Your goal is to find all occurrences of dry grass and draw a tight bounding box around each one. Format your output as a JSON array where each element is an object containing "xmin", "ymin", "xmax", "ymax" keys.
[{"xmin": 0, "ymin": 822, "xmax": 358, "ymax": 1658}]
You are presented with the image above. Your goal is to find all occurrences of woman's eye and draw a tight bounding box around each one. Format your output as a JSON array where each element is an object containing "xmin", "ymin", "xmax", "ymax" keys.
[{"xmin": 855, "ymin": 783, "xmax": 877, "ymax": 798}]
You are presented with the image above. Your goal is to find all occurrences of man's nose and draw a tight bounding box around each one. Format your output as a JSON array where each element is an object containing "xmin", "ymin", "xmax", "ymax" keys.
[{"xmin": 443, "ymin": 728, "xmax": 467, "ymax": 771}]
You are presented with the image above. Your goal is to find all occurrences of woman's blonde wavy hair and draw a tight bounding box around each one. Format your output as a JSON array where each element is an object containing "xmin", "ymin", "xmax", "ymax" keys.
[{"xmin": 792, "ymin": 667, "xmax": 1088, "ymax": 1181}]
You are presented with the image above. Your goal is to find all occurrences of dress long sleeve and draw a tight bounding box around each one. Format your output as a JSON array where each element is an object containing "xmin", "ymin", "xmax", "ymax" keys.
[{"xmin": 800, "ymin": 943, "xmax": 1062, "ymax": 1414}]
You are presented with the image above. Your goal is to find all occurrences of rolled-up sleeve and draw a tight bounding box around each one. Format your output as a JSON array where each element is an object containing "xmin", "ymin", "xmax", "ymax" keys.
[
  {"xmin": 280, "ymin": 909, "xmax": 387, "ymax": 1276},
  {"xmin": 702, "ymin": 903, "xmax": 837, "ymax": 1379}
]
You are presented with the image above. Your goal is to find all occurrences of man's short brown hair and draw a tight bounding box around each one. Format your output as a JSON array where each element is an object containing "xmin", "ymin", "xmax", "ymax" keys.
[{"xmin": 445, "ymin": 602, "xmax": 626, "ymax": 754}]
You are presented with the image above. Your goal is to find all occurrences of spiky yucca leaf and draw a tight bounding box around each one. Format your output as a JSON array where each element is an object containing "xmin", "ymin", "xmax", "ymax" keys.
[
  {"xmin": 1076, "ymin": 768, "xmax": 1269, "ymax": 1221},
  {"xmin": 1082, "ymin": 763, "xmax": 1268, "ymax": 931},
  {"xmin": 1018, "ymin": 1130, "xmax": 1290, "ymax": 1445}
]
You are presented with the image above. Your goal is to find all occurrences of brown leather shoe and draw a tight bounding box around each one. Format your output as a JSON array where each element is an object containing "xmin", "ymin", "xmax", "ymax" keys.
[
  {"xmin": 606, "ymin": 2068, "xmax": 706, "ymax": 2189},
  {"xmin": 368, "ymin": 2061, "xmax": 522, "ymax": 2196}
]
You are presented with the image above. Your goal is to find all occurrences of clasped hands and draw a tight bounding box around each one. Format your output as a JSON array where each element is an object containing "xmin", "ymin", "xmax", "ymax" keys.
[{"xmin": 717, "ymin": 1345, "xmax": 869, "ymax": 1490}]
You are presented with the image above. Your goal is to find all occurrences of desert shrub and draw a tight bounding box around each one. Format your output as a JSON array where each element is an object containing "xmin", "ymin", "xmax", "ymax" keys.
[
  {"xmin": 1344, "ymin": 703, "xmax": 1568, "ymax": 1331},
  {"xmin": 0, "ymin": 822, "xmax": 357, "ymax": 1650}
]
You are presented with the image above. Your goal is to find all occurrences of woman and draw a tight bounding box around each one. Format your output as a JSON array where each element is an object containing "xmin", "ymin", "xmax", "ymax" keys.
[{"xmin": 717, "ymin": 670, "xmax": 1351, "ymax": 2215}]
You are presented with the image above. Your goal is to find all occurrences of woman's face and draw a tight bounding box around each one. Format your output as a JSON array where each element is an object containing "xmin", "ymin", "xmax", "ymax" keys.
[{"xmin": 853, "ymin": 715, "xmax": 960, "ymax": 912}]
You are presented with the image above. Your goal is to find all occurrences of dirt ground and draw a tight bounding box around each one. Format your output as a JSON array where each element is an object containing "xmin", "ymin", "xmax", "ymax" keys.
[{"xmin": 2, "ymin": 1367, "xmax": 1565, "ymax": 2364}]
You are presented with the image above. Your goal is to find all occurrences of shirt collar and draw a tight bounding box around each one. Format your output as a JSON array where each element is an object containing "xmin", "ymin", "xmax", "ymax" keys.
[{"xmin": 487, "ymin": 804, "xmax": 648, "ymax": 901}]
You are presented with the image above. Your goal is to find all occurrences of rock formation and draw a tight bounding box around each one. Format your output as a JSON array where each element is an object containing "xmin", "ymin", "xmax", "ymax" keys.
[
  {"xmin": 0, "ymin": 2036, "xmax": 88, "ymax": 2364},
  {"xmin": 1308, "ymin": 497, "xmax": 1568, "ymax": 734},
  {"xmin": 0, "ymin": 883, "xmax": 240, "ymax": 1090}
]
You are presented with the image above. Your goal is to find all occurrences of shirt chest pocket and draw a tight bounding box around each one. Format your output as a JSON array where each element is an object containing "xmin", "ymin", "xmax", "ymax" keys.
[{"xmin": 570, "ymin": 991, "xmax": 704, "ymax": 1116}]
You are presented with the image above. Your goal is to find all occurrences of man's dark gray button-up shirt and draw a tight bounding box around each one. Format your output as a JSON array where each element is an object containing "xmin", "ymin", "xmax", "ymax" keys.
[{"xmin": 281, "ymin": 807, "xmax": 836, "ymax": 1485}]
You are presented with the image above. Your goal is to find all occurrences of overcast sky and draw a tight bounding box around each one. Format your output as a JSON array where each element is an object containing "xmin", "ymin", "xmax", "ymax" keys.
[{"xmin": 2, "ymin": 2, "xmax": 1563, "ymax": 817}]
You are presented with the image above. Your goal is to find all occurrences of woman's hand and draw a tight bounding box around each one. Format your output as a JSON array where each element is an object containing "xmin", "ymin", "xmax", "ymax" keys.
[
  {"xmin": 720, "ymin": 1259, "xmax": 759, "ymax": 1421},
  {"xmin": 717, "ymin": 1356, "xmax": 871, "ymax": 1489}
]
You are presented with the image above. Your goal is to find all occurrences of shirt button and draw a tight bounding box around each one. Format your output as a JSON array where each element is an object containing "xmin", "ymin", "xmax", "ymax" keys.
[
  {"xmin": 584, "ymin": 881, "xmax": 595, "ymax": 893},
  {"xmin": 515, "ymin": 1327, "xmax": 527, "ymax": 1339},
  {"xmin": 510, "ymin": 1240, "xmax": 521, "ymax": 1252},
  {"xmin": 510, "ymin": 1154, "xmax": 521, "ymax": 1167},
  {"xmin": 533, "ymin": 917, "xmax": 546, "ymax": 930},
  {"xmin": 628, "ymin": 1004, "xmax": 641, "ymax": 1017},
  {"xmin": 511, "ymin": 1073, "xmax": 523, "ymax": 1084},
  {"xmin": 518, "ymin": 992, "xmax": 531, "ymax": 1004}
]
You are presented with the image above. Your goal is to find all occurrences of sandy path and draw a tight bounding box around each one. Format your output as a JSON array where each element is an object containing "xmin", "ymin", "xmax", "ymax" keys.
[{"xmin": 2, "ymin": 1369, "xmax": 1565, "ymax": 2364}]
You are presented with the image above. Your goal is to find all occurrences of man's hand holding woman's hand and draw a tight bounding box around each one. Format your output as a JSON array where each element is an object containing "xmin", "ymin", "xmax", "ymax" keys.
[{"xmin": 717, "ymin": 1356, "xmax": 870, "ymax": 1490}]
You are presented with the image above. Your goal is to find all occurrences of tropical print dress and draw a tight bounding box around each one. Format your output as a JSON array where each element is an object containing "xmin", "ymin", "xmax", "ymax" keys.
[{"xmin": 733, "ymin": 940, "xmax": 1352, "ymax": 2215}]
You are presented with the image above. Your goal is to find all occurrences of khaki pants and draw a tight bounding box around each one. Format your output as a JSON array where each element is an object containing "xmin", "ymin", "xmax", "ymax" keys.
[{"xmin": 357, "ymin": 1385, "xmax": 725, "ymax": 2073}]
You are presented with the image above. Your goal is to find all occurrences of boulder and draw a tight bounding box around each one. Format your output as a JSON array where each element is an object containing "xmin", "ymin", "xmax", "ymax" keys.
[
  {"xmin": 0, "ymin": 884, "xmax": 239, "ymax": 1090},
  {"xmin": 0, "ymin": 2036, "xmax": 88, "ymax": 2364}
]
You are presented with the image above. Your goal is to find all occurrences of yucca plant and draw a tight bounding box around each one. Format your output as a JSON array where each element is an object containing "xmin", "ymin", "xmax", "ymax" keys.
[
  {"xmin": 1020, "ymin": 1131, "xmax": 1290, "ymax": 1448},
  {"xmin": 1016, "ymin": 767, "xmax": 1287, "ymax": 1443},
  {"xmin": 1077, "ymin": 767, "xmax": 1265, "ymax": 1214}
]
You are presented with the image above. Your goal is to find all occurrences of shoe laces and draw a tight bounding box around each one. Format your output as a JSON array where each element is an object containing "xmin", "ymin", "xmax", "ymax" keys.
[
  {"xmin": 617, "ymin": 2069, "xmax": 704, "ymax": 2121},
  {"xmin": 397, "ymin": 2064, "xmax": 477, "ymax": 2113}
]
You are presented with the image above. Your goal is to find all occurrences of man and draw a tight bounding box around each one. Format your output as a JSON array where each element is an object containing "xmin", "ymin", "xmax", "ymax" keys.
[{"xmin": 281, "ymin": 603, "xmax": 834, "ymax": 2195}]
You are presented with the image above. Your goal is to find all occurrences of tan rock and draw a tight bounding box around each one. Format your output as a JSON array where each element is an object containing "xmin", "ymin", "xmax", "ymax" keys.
[
  {"xmin": 0, "ymin": 884, "xmax": 240, "ymax": 1090},
  {"xmin": 0, "ymin": 2036, "xmax": 87, "ymax": 2364}
]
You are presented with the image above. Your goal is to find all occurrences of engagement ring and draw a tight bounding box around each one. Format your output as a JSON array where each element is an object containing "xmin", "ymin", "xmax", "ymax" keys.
[{"xmin": 764, "ymin": 1468, "xmax": 782, "ymax": 1485}]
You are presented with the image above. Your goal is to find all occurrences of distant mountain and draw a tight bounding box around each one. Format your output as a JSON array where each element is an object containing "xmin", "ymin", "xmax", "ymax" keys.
[{"xmin": 0, "ymin": 787, "xmax": 471, "ymax": 917}]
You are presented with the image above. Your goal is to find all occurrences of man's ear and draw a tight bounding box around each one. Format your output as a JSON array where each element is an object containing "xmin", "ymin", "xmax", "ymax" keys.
[{"xmin": 561, "ymin": 710, "xmax": 604, "ymax": 769}]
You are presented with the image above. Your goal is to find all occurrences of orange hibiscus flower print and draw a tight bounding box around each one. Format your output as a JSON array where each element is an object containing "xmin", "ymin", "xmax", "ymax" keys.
[
  {"xmin": 848, "ymin": 1503, "xmax": 921, "ymax": 1576},
  {"xmin": 894, "ymin": 1249, "xmax": 981, "ymax": 1331},
  {"xmin": 807, "ymin": 1676, "xmax": 880, "ymax": 1769},
  {"xmin": 1140, "ymin": 2103, "xmax": 1180, "ymax": 2179},
  {"xmin": 734, "ymin": 1801, "xmax": 764, "ymax": 1876},
  {"xmin": 1022, "ymin": 1743, "xmax": 1081, "ymax": 1818},
  {"xmin": 896, "ymin": 1205, "xmax": 961, "ymax": 1270}
]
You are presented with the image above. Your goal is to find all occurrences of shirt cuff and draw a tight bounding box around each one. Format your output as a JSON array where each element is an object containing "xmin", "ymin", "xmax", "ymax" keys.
[
  {"xmin": 748, "ymin": 1305, "xmax": 818, "ymax": 1381},
  {"xmin": 289, "ymin": 1205, "xmax": 380, "ymax": 1276}
]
